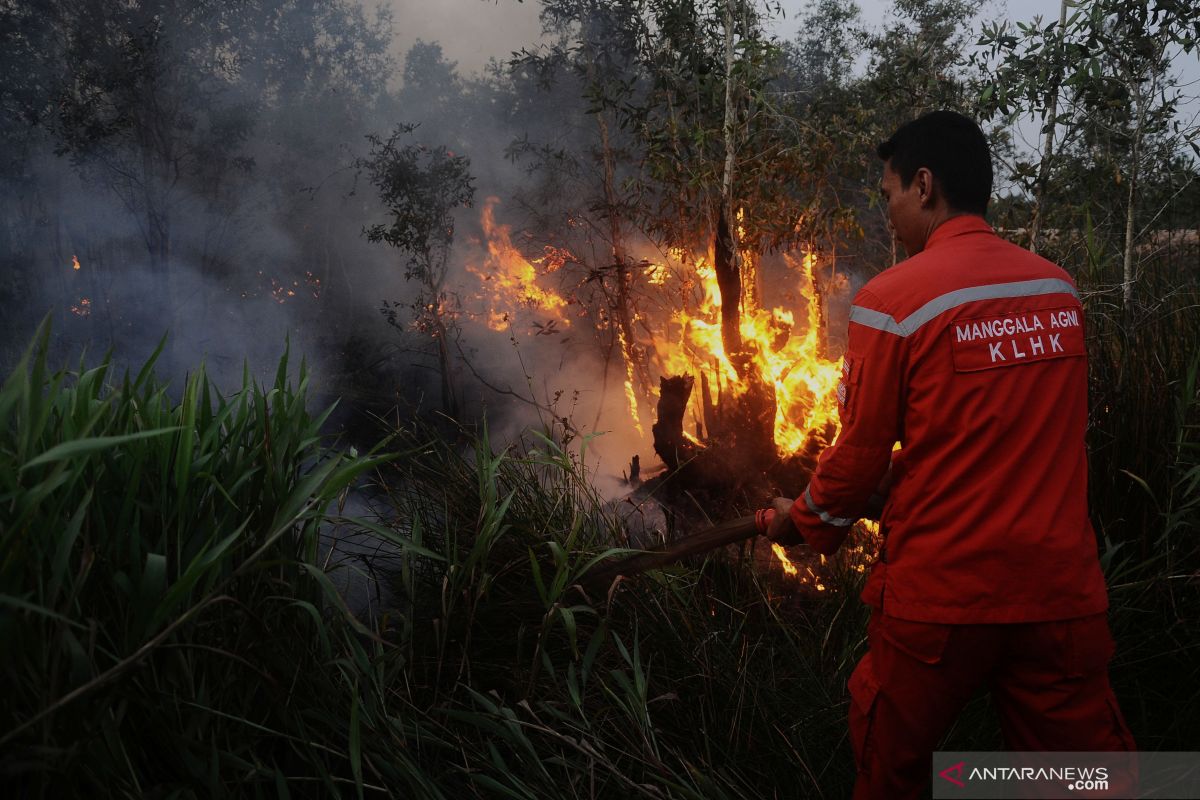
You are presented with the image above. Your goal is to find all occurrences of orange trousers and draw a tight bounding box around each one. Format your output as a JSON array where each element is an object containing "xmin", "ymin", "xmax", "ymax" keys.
[{"xmin": 849, "ymin": 612, "xmax": 1136, "ymax": 800}]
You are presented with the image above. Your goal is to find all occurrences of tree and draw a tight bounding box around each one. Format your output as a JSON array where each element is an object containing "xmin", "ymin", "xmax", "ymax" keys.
[
  {"xmin": 974, "ymin": 2, "xmax": 1071, "ymax": 255},
  {"xmin": 622, "ymin": 0, "xmax": 800, "ymax": 462},
  {"xmin": 866, "ymin": 0, "xmax": 986, "ymax": 114},
  {"xmin": 361, "ymin": 126, "xmax": 476, "ymax": 417},
  {"xmin": 511, "ymin": 0, "xmax": 657, "ymax": 421},
  {"xmin": 978, "ymin": 0, "xmax": 1200, "ymax": 309}
]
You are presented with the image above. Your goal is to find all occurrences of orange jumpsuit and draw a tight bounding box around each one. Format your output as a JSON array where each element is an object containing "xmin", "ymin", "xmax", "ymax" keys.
[{"xmin": 789, "ymin": 216, "xmax": 1135, "ymax": 798}]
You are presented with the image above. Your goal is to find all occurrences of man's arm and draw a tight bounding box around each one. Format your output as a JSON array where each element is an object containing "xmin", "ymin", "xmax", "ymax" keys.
[{"xmin": 769, "ymin": 288, "xmax": 906, "ymax": 554}]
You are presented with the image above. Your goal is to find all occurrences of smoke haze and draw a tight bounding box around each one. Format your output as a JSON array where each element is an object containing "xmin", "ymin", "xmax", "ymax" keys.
[{"xmin": 0, "ymin": 0, "xmax": 886, "ymax": 491}]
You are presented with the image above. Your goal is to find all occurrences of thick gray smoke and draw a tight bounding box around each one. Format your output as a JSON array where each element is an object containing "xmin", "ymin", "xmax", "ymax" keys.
[{"xmin": 0, "ymin": 0, "xmax": 656, "ymax": 483}]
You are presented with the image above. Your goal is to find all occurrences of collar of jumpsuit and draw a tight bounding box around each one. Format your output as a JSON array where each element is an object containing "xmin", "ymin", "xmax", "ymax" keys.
[{"xmin": 919, "ymin": 213, "xmax": 994, "ymax": 254}]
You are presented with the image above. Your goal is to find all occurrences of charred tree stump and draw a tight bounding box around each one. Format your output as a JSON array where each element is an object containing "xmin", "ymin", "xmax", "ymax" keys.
[
  {"xmin": 709, "ymin": 355, "xmax": 778, "ymax": 476},
  {"xmin": 652, "ymin": 375, "xmax": 698, "ymax": 471},
  {"xmin": 711, "ymin": 202, "xmax": 779, "ymax": 472}
]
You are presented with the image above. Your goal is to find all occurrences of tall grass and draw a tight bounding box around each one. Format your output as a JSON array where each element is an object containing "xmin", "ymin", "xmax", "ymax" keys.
[
  {"xmin": 365, "ymin": 425, "xmax": 876, "ymax": 797},
  {"xmin": 3, "ymin": 286, "xmax": 1197, "ymax": 797},
  {"xmin": 0, "ymin": 321, "xmax": 390, "ymax": 796},
  {"xmin": 1072, "ymin": 227, "xmax": 1200, "ymax": 752},
  {"xmin": 0, "ymin": 322, "xmax": 875, "ymax": 796}
]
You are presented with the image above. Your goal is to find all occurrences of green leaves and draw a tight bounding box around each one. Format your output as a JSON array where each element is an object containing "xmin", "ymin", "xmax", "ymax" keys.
[
  {"xmin": 0, "ymin": 324, "xmax": 387, "ymax": 793},
  {"xmin": 20, "ymin": 427, "xmax": 183, "ymax": 471}
]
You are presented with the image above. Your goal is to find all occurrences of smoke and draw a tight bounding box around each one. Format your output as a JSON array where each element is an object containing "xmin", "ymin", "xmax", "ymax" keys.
[
  {"xmin": 0, "ymin": 0, "xmax": 834, "ymax": 496},
  {"xmin": 0, "ymin": 0, "xmax": 653, "ymax": 473},
  {"xmin": 387, "ymin": 0, "xmax": 543, "ymax": 77},
  {"xmin": 2, "ymin": 128, "xmax": 404, "ymax": 403}
]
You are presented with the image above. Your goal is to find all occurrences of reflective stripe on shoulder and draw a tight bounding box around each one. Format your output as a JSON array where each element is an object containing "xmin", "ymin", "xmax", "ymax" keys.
[
  {"xmin": 850, "ymin": 278, "xmax": 1080, "ymax": 338},
  {"xmin": 804, "ymin": 487, "xmax": 855, "ymax": 527}
]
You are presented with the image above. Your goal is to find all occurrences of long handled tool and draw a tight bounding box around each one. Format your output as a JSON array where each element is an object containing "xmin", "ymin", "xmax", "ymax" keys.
[{"xmin": 581, "ymin": 509, "xmax": 775, "ymax": 592}]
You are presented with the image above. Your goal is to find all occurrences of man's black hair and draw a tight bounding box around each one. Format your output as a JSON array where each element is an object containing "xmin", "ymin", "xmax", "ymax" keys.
[{"xmin": 877, "ymin": 111, "xmax": 992, "ymax": 216}]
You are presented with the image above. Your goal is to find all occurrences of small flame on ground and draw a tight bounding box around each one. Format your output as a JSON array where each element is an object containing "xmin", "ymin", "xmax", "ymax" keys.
[
  {"xmin": 71, "ymin": 255, "xmax": 81, "ymax": 271},
  {"xmin": 770, "ymin": 543, "xmax": 799, "ymax": 576},
  {"xmin": 769, "ymin": 542, "xmax": 829, "ymax": 592},
  {"xmin": 252, "ymin": 271, "xmax": 322, "ymax": 304}
]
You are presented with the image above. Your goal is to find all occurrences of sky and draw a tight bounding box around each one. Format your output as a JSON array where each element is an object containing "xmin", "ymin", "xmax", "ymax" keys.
[
  {"xmin": 388, "ymin": 0, "xmax": 1083, "ymax": 75},
  {"xmin": 385, "ymin": 0, "xmax": 1198, "ymax": 172}
]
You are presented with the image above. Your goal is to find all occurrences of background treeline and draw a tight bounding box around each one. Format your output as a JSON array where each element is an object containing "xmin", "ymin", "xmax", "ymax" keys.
[{"xmin": 2, "ymin": 0, "xmax": 1198, "ymax": 797}]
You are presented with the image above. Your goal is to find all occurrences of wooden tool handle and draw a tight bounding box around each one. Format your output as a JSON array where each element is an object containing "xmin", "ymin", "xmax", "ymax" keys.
[{"xmin": 582, "ymin": 514, "xmax": 761, "ymax": 590}]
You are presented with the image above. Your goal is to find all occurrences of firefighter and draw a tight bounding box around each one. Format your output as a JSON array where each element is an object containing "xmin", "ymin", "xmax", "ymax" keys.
[{"xmin": 766, "ymin": 111, "xmax": 1136, "ymax": 799}]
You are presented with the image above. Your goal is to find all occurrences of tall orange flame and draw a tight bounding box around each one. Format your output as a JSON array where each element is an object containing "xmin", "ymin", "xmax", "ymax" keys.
[
  {"xmin": 652, "ymin": 250, "xmax": 843, "ymax": 452},
  {"xmin": 467, "ymin": 197, "xmax": 570, "ymax": 332}
]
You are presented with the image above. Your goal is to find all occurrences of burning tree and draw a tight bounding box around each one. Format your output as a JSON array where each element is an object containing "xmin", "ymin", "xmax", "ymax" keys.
[
  {"xmin": 613, "ymin": 0, "xmax": 850, "ymax": 480},
  {"xmin": 486, "ymin": 0, "xmax": 855, "ymax": 498}
]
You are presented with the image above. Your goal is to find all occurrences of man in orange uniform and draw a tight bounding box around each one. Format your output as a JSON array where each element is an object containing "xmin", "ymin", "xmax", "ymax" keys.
[{"xmin": 767, "ymin": 111, "xmax": 1135, "ymax": 799}]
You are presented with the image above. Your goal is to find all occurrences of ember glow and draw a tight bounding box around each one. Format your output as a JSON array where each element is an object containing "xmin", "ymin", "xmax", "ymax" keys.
[
  {"xmin": 70, "ymin": 298, "xmax": 91, "ymax": 317},
  {"xmin": 255, "ymin": 270, "xmax": 322, "ymax": 304},
  {"xmin": 71, "ymin": 255, "xmax": 81, "ymax": 271}
]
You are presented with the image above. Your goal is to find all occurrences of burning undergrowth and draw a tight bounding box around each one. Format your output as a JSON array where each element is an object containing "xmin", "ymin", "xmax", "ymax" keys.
[{"xmin": 431, "ymin": 196, "xmax": 878, "ymax": 592}]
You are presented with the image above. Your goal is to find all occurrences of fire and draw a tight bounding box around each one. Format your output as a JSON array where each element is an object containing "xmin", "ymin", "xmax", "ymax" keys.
[
  {"xmin": 652, "ymin": 250, "xmax": 843, "ymax": 453},
  {"xmin": 467, "ymin": 197, "xmax": 571, "ymax": 332},
  {"xmin": 461, "ymin": 203, "xmax": 846, "ymax": 588},
  {"xmin": 616, "ymin": 324, "xmax": 645, "ymax": 437},
  {"xmin": 644, "ymin": 246, "xmax": 844, "ymax": 585},
  {"xmin": 770, "ymin": 543, "xmax": 798, "ymax": 576},
  {"xmin": 770, "ymin": 542, "xmax": 831, "ymax": 591},
  {"xmin": 644, "ymin": 262, "xmax": 667, "ymax": 286},
  {"xmin": 71, "ymin": 255, "xmax": 81, "ymax": 271}
]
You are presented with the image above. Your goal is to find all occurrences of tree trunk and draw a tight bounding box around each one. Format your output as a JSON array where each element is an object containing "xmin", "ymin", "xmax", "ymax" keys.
[
  {"xmin": 701, "ymin": 371, "xmax": 717, "ymax": 440},
  {"xmin": 1029, "ymin": 0, "xmax": 1069, "ymax": 255},
  {"xmin": 717, "ymin": 1, "xmax": 743, "ymax": 369},
  {"xmin": 1122, "ymin": 148, "xmax": 1138, "ymax": 312},
  {"xmin": 1122, "ymin": 71, "xmax": 1147, "ymax": 313},
  {"xmin": 714, "ymin": 205, "xmax": 743, "ymax": 363},
  {"xmin": 434, "ymin": 313, "xmax": 458, "ymax": 419},
  {"xmin": 652, "ymin": 375, "xmax": 698, "ymax": 471},
  {"xmin": 596, "ymin": 110, "xmax": 649, "ymax": 400},
  {"xmin": 710, "ymin": 0, "xmax": 776, "ymax": 464}
]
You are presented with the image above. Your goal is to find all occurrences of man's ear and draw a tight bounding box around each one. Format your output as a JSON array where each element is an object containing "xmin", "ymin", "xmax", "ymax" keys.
[{"xmin": 916, "ymin": 167, "xmax": 935, "ymax": 207}]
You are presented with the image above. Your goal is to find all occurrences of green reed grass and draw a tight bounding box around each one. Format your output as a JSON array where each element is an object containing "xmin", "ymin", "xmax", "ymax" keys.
[
  {"xmin": 3, "ymin": 290, "xmax": 1197, "ymax": 797},
  {"xmin": 0, "ymin": 320, "xmax": 389, "ymax": 796},
  {"xmin": 359, "ymin": 424, "xmax": 870, "ymax": 798}
]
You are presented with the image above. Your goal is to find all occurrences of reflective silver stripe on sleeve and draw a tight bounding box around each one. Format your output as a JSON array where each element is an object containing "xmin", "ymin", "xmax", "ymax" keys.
[
  {"xmin": 848, "ymin": 305, "xmax": 905, "ymax": 336},
  {"xmin": 849, "ymin": 278, "xmax": 1081, "ymax": 338},
  {"xmin": 804, "ymin": 487, "xmax": 855, "ymax": 527}
]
